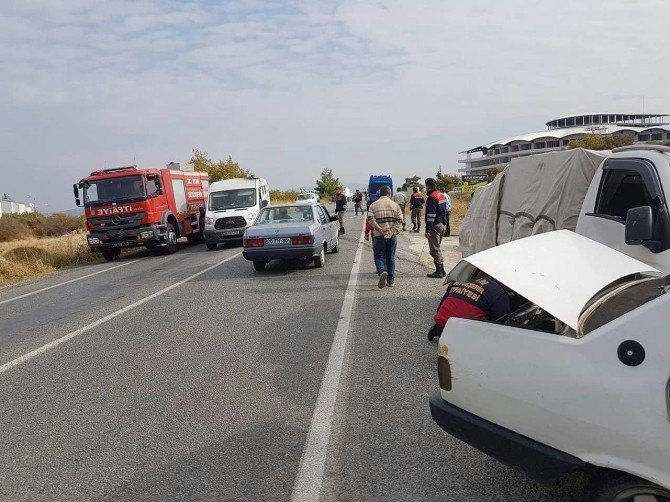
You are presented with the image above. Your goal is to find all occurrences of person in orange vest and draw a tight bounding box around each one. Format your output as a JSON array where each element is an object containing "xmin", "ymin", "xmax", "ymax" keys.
[{"xmin": 424, "ymin": 178, "xmax": 448, "ymax": 278}]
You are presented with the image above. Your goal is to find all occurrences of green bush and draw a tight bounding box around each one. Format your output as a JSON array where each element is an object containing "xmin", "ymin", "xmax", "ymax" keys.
[{"xmin": 568, "ymin": 134, "xmax": 635, "ymax": 150}]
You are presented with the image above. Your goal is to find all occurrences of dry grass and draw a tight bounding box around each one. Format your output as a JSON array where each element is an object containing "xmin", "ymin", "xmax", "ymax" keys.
[
  {"xmin": 450, "ymin": 194, "xmax": 470, "ymax": 234},
  {"xmin": 0, "ymin": 233, "xmax": 99, "ymax": 286}
]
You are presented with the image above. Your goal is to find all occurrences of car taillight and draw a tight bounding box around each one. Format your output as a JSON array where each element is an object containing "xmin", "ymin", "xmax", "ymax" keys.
[
  {"xmin": 244, "ymin": 238, "xmax": 264, "ymax": 248},
  {"xmin": 291, "ymin": 235, "xmax": 313, "ymax": 245}
]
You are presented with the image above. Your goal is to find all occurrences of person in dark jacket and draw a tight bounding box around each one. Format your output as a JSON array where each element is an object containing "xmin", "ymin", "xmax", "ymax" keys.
[
  {"xmin": 424, "ymin": 178, "xmax": 448, "ymax": 278},
  {"xmin": 335, "ymin": 190, "xmax": 347, "ymax": 234},
  {"xmin": 427, "ymin": 275, "xmax": 511, "ymax": 340},
  {"xmin": 410, "ymin": 187, "xmax": 424, "ymax": 232},
  {"xmin": 353, "ymin": 189, "xmax": 363, "ymax": 215}
]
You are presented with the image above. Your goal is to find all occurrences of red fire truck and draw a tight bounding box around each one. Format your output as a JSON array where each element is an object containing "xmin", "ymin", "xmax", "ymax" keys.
[{"xmin": 73, "ymin": 164, "xmax": 209, "ymax": 261}]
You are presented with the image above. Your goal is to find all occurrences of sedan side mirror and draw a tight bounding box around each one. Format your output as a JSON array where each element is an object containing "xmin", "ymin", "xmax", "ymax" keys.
[{"xmin": 625, "ymin": 206, "xmax": 654, "ymax": 244}]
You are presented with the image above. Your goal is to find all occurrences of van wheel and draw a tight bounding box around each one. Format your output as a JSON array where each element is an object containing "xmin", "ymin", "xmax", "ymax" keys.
[
  {"xmin": 590, "ymin": 473, "xmax": 670, "ymax": 502},
  {"xmin": 163, "ymin": 223, "xmax": 178, "ymax": 254},
  {"xmin": 206, "ymin": 242, "xmax": 218, "ymax": 251},
  {"xmin": 101, "ymin": 248, "xmax": 120, "ymax": 261},
  {"xmin": 253, "ymin": 261, "xmax": 266, "ymax": 271},
  {"xmin": 313, "ymin": 246, "xmax": 325, "ymax": 268}
]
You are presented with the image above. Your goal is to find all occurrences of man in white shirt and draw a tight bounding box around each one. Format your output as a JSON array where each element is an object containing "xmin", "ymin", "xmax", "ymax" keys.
[{"xmin": 392, "ymin": 187, "xmax": 407, "ymax": 231}]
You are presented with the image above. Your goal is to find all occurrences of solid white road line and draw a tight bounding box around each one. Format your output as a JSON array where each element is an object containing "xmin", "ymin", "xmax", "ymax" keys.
[
  {"xmin": 290, "ymin": 223, "xmax": 366, "ymax": 502},
  {"xmin": 0, "ymin": 252, "xmax": 242, "ymax": 376},
  {"xmin": 0, "ymin": 260, "xmax": 140, "ymax": 306}
]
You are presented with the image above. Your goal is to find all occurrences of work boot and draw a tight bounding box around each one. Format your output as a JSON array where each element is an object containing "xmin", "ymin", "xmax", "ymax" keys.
[
  {"xmin": 427, "ymin": 267, "xmax": 441, "ymax": 278},
  {"xmin": 427, "ymin": 265, "xmax": 445, "ymax": 278}
]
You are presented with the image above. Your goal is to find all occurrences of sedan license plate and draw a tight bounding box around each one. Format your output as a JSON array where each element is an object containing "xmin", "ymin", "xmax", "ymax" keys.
[
  {"xmin": 111, "ymin": 242, "xmax": 129, "ymax": 248},
  {"xmin": 264, "ymin": 237, "xmax": 291, "ymax": 245},
  {"xmin": 221, "ymin": 229, "xmax": 243, "ymax": 236}
]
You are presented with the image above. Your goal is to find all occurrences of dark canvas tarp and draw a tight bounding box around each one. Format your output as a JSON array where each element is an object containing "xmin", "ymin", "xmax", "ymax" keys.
[{"xmin": 459, "ymin": 148, "xmax": 609, "ymax": 257}]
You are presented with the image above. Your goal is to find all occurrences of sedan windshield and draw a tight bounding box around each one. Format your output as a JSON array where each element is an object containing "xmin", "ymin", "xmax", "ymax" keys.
[
  {"xmin": 83, "ymin": 175, "xmax": 147, "ymax": 206},
  {"xmin": 256, "ymin": 206, "xmax": 314, "ymax": 224},
  {"xmin": 209, "ymin": 188, "xmax": 257, "ymax": 210}
]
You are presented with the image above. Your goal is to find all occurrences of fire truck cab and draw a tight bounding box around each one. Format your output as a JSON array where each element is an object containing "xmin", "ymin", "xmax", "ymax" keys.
[{"xmin": 74, "ymin": 163, "xmax": 209, "ymax": 261}]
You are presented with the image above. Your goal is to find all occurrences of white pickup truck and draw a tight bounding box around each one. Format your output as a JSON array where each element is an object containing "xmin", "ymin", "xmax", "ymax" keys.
[{"xmin": 430, "ymin": 145, "xmax": 670, "ymax": 501}]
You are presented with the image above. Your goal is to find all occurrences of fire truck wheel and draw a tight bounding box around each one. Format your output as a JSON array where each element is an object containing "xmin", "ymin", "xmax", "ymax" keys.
[
  {"xmin": 164, "ymin": 223, "xmax": 178, "ymax": 254},
  {"xmin": 206, "ymin": 242, "xmax": 218, "ymax": 251},
  {"xmin": 101, "ymin": 248, "xmax": 120, "ymax": 261},
  {"xmin": 187, "ymin": 216, "xmax": 206, "ymax": 245}
]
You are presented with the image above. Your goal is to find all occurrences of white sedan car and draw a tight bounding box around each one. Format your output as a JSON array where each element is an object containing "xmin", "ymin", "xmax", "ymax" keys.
[{"xmin": 429, "ymin": 230, "xmax": 670, "ymax": 502}]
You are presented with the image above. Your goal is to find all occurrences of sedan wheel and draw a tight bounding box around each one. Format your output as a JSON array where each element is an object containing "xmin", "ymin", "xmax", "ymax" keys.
[
  {"xmin": 313, "ymin": 246, "xmax": 325, "ymax": 268},
  {"xmin": 592, "ymin": 474, "xmax": 670, "ymax": 502},
  {"xmin": 331, "ymin": 236, "xmax": 339, "ymax": 253},
  {"xmin": 253, "ymin": 261, "xmax": 266, "ymax": 271}
]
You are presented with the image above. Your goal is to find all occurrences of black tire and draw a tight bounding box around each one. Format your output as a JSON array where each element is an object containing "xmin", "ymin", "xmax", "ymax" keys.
[
  {"xmin": 206, "ymin": 242, "xmax": 218, "ymax": 251},
  {"xmin": 187, "ymin": 215, "xmax": 205, "ymax": 245},
  {"xmin": 163, "ymin": 222, "xmax": 178, "ymax": 254},
  {"xmin": 313, "ymin": 246, "xmax": 325, "ymax": 268},
  {"xmin": 331, "ymin": 237, "xmax": 339, "ymax": 253},
  {"xmin": 590, "ymin": 473, "xmax": 670, "ymax": 502},
  {"xmin": 101, "ymin": 248, "xmax": 120, "ymax": 261},
  {"xmin": 253, "ymin": 261, "xmax": 266, "ymax": 271}
]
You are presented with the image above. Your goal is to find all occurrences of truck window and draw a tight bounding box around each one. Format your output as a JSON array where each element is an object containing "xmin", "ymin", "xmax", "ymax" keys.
[{"xmin": 594, "ymin": 169, "xmax": 654, "ymax": 221}]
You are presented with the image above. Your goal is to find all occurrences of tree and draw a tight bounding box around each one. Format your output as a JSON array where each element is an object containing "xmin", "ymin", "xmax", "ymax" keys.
[
  {"xmin": 436, "ymin": 169, "xmax": 462, "ymax": 192},
  {"xmin": 315, "ymin": 168, "xmax": 341, "ymax": 198},
  {"xmin": 485, "ymin": 166, "xmax": 506, "ymax": 182},
  {"xmin": 401, "ymin": 176, "xmax": 424, "ymax": 192},
  {"xmin": 190, "ymin": 149, "xmax": 252, "ymax": 182},
  {"xmin": 568, "ymin": 134, "xmax": 635, "ymax": 151}
]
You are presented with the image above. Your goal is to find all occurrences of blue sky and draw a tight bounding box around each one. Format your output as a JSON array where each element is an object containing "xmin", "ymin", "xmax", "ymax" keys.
[{"xmin": 1, "ymin": 0, "xmax": 669, "ymax": 211}]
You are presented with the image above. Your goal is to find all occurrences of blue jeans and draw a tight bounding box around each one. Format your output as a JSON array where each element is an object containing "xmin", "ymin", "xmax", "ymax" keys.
[{"xmin": 372, "ymin": 235, "xmax": 397, "ymax": 282}]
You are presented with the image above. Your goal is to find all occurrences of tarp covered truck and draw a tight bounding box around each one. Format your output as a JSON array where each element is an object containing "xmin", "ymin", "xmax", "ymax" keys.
[
  {"xmin": 73, "ymin": 164, "xmax": 209, "ymax": 261},
  {"xmin": 459, "ymin": 145, "xmax": 670, "ymax": 272}
]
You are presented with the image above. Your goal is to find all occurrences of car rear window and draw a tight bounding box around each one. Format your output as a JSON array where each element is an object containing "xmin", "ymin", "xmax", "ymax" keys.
[{"xmin": 257, "ymin": 206, "xmax": 314, "ymax": 223}]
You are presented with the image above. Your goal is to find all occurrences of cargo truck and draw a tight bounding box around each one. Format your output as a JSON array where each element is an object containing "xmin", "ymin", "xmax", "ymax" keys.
[{"xmin": 73, "ymin": 163, "xmax": 209, "ymax": 261}]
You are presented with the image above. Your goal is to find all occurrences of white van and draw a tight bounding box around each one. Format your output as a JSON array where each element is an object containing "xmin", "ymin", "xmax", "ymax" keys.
[{"xmin": 204, "ymin": 177, "xmax": 270, "ymax": 250}]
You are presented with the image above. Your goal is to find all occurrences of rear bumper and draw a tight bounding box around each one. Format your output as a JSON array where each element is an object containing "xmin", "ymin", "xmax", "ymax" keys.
[
  {"xmin": 204, "ymin": 228, "xmax": 246, "ymax": 243},
  {"xmin": 428, "ymin": 394, "xmax": 588, "ymax": 486},
  {"xmin": 87, "ymin": 224, "xmax": 164, "ymax": 250},
  {"xmin": 243, "ymin": 245, "xmax": 318, "ymax": 262}
]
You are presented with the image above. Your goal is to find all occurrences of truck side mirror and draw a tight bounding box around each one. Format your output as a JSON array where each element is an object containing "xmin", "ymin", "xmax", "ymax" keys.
[
  {"xmin": 73, "ymin": 184, "xmax": 81, "ymax": 206},
  {"xmin": 261, "ymin": 199, "xmax": 268, "ymax": 208},
  {"xmin": 625, "ymin": 206, "xmax": 654, "ymax": 244}
]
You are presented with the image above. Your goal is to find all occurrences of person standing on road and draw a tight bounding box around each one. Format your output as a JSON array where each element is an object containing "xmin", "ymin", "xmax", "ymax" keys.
[
  {"xmin": 367, "ymin": 185, "xmax": 403, "ymax": 288},
  {"xmin": 410, "ymin": 187, "xmax": 424, "ymax": 232},
  {"xmin": 335, "ymin": 189, "xmax": 347, "ymax": 234},
  {"xmin": 353, "ymin": 189, "xmax": 363, "ymax": 215},
  {"xmin": 425, "ymin": 178, "xmax": 448, "ymax": 278},
  {"xmin": 440, "ymin": 188, "xmax": 452, "ymax": 237},
  {"xmin": 393, "ymin": 187, "xmax": 407, "ymax": 231}
]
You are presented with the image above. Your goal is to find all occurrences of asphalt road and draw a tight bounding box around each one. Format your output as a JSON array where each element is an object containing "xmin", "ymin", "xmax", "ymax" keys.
[{"xmin": 0, "ymin": 210, "xmax": 583, "ymax": 501}]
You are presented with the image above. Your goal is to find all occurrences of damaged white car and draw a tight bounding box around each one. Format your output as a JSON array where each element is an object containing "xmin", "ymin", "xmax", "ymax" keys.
[{"xmin": 429, "ymin": 230, "xmax": 670, "ymax": 501}]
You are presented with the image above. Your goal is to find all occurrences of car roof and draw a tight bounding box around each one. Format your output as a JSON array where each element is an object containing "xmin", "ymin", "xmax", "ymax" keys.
[{"xmin": 267, "ymin": 202, "xmax": 319, "ymax": 208}]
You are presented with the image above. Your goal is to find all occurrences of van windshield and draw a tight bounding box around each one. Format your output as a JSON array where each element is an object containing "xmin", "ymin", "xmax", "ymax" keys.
[{"xmin": 209, "ymin": 188, "xmax": 257, "ymax": 210}]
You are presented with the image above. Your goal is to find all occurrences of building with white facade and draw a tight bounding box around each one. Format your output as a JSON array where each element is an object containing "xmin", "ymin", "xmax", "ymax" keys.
[
  {"xmin": 459, "ymin": 113, "xmax": 670, "ymax": 174},
  {"xmin": 0, "ymin": 194, "xmax": 35, "ymax": 217}
]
